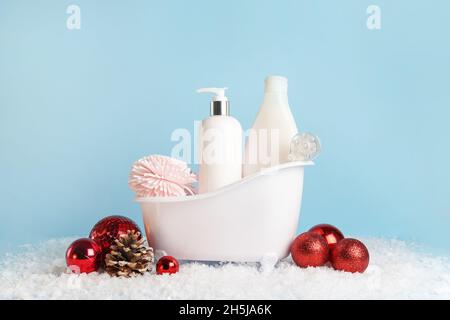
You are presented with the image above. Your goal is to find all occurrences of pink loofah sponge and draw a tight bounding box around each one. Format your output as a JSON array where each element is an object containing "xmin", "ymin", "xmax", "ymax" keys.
[{"xmin": 129, "ymin": 155, "xmax": 197, "ymax": 197}]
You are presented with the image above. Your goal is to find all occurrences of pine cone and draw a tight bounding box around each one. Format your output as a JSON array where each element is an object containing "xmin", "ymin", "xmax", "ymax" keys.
[{"xmin": 105, "ymin": 230, "xmax": 154, "ymax": 277}]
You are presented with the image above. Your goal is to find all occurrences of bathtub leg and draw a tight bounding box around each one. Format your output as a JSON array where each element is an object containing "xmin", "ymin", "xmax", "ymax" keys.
[
  {"xmin": 155, "ymin": 249, "xmax": 168, "ymax": 260},
  {"xmin": 259, "ymin": 253, "xmax": 278, "ymax": 273}
]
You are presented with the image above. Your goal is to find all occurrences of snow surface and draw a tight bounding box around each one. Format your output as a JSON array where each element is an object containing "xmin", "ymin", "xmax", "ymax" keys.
[{"xmin": 1, "ymin": 237, "xmax": 449, "ymax": 300}]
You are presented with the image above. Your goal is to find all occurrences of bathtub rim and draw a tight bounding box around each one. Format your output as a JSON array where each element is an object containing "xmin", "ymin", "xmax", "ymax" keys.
[{"xmin": 135, "ymin": 160, "xmax": 313, "ymax": 204}]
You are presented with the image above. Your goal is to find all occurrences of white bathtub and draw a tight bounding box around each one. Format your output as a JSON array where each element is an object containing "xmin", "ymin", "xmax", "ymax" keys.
[{"xmin": 137, "ymin": 161, "xmax": 312, "ymax": 265}]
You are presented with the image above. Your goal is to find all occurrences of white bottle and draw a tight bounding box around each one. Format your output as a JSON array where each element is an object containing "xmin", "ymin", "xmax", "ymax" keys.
[
  {"xmin": 243, "ymin": 76, "xmax": 298, "ymax": 176},
  {"xmin": 197, "ymin": 87, "xmax": 243, "ymax": 193}
]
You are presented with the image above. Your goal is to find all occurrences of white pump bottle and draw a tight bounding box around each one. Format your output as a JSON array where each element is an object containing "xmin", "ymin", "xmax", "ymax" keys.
[{"xmin": 197, "ymin": 87, "xmax": 243, "ymax": 194}]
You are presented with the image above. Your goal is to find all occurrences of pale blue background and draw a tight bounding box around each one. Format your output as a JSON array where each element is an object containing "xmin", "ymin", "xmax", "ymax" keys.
[{"xmin": 1, "ymin": 0, "xmax": 449, "ymax": 255}]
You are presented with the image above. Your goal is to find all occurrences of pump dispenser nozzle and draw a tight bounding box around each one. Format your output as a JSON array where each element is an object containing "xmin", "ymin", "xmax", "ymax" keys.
[{"xmin": 197, "ymin": 87, "xmax": 230, "ymax": 116}]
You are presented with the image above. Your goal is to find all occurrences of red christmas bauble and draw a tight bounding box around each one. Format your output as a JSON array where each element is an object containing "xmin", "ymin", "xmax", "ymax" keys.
[
  {"xmin": 309, "ymin": 224, "xmax": 345, "ymax": 251},
  {"xmin": 331, "ymin": 238, "xmax": 370, "ymax": 273},
  {"xmin": 156, "ymin": 256, "xmax": 179, "ymax": 275},
  {"xmin": 66, "ymin": 238, "xmax": 102, "ymax": 274},
  {"xmin": 89, "ymin": 215, "xmax": 141, "ymax": 254},
  {"xmin": 290, "ymin": 232, "xmax": 329, "ymax": 268}
]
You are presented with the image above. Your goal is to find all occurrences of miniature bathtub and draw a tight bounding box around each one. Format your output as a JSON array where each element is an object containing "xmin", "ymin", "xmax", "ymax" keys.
[{"xmin": 137, "ymin": 161, "xmax": 313, "ymax": 264}]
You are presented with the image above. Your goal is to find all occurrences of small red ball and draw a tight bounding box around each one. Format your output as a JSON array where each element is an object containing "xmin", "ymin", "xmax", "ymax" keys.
[
  {"xmin": 156, "ymin": 256, "xmax": 179, "ymax": 275},
  {"xmin": 290, "ymin": 232, "xmax": 329, "ymax": 268},
  {"xmin": 331, "ymin": 238, "xmax": 370, "ymax": 273},
  {"xmin": 89, "ymin": 215, "xmax": 141, "ymax": 254},
  {"xmin": 66, "ymin": 238, "xmax": 102, "ymax": 274},
  {"xmin": 309, "ymin": 224, "xmax": 345, "ymax": 251}
]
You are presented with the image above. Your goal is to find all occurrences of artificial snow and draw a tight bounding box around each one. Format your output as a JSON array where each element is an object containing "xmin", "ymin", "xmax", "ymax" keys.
[{"xmin": 1, "ymin": 237, "xmax": 449, "ymax": 299}]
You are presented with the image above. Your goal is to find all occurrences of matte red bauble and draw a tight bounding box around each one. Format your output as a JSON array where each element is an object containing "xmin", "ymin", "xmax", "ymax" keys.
[
  {"xmin": 156, "ymin": 256, "xmax": 179, "ymax": 275},
  {"xmin": 331, "ymin": 238, "xmax": 370, "ymax": 273},
  {"xmin": 309, "ymin": 224, "xmax": 345, "ymax": 251},
  {"xmin": 89, "ymin": 215, "xmax": 141, "ymax": 254},
  {"xmin": 290, "ymin": 232, "xmax": 329, "ymax": 268},
  {"xmin": 66, "ymin": 238, "xmax": 102, "ymax": 274}
]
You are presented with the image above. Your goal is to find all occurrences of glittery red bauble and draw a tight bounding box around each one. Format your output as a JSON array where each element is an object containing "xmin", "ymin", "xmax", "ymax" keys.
[
  {"xmin": 309, "ymin": 224, "xmax": 345, "ymax": 251},
  {"xmin": 331, "ymin": 238, "xmax": 370, "ymax": 273},
  {"xmin": 156, "ymin": 256, "xmax": 179, "ymax": 275},
  {"xmin": 290, "ymin": 232, "xmax": 329, "ymax": 268},
  {"xmin": 66, "ymin": 238, "xmax": 102, "ymax": 274},
  {"xmin": 89, "ymin": 215, "xmax": 141, "ymax": 254}
]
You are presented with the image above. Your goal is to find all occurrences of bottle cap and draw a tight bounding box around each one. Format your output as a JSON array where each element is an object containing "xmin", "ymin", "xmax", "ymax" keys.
[
  {"xmin": 197, "ymin": 87, "xmax": 230, "ymax": 116},
  {"xmin": 264, "ymin": 75, "xmax": 288, "ymax": 93}
]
